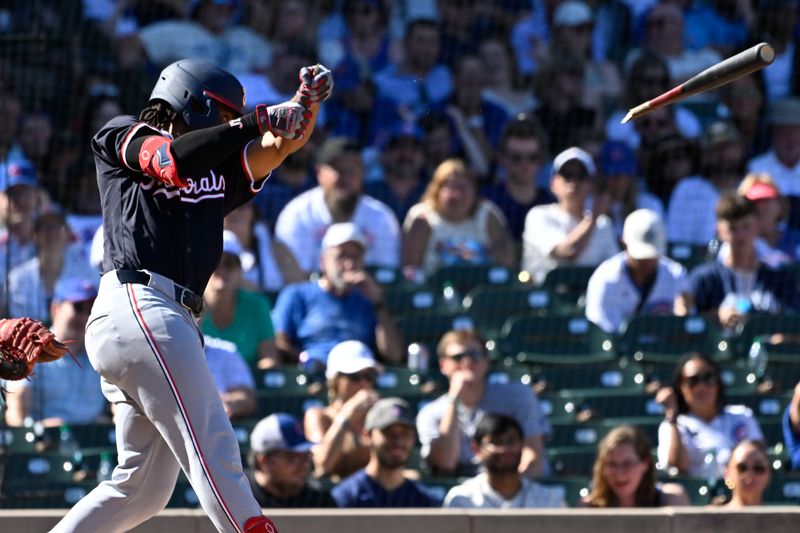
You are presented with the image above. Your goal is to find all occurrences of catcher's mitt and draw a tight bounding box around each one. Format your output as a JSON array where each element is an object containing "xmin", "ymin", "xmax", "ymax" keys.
[{"xmin": 0, "ymin": 318, "xmax": 69, "ymax": 381}]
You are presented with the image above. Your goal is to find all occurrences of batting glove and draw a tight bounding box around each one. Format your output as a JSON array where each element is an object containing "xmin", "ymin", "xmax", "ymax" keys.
[
  {"xmin": 295, "ymin": 64, "xmax": 334, "ymax": 104},
  {"xmin": 254, "ymin": 102, "xmax": 311, "ymax": 140}
]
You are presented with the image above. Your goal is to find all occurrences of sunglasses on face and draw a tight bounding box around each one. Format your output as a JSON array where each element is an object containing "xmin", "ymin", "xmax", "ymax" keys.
[
  {"xmin": 735, "ymin": 462, "xmax": 768, "ymax": 475},
  {"xmin": 445, "ymin": 349, "xmax": 485, "ymax": 363},
  {"xmin": 683, "ymin": 371, "xmax": 718, "ymax": 388},
  {"xmin": 559, "ymin": 171, "xmax": 590, "ymax": 182},
  {"xmin": 506, "ymin": 151, "xmax": 541, "ymax": 164},
  {"xmin": 343, "ymin": 370, "xmax": 377, "ymax": 383}
]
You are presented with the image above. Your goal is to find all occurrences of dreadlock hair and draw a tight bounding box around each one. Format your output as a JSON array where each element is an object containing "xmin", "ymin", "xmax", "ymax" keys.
[{"xmin": 138, "ymin": 100, "xmax": 177, "ymax": 131}]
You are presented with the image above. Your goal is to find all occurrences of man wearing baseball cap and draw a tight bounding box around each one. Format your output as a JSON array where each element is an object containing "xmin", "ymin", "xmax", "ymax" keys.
[
  {"xmin": 272, "ymin": 222, "xmax": 403, "ymax": 370},
  {"xmin": 247, "ymin": 413, "xmax": 336, "ymax": 508},
  {"xmin": 331, "ymin": 398, "xmax": 436, "ymax": 508},
  {"xmin": 275, "ymin": 136, "xmax": 400, "ymax": 273},
  {"xmin": 522, "ymin": 146, "xmax": 619, "ymax": 283},
  {"xmin": 585, "ymin": 209, "xmax": 689, "ymax": 333},
  {"xmin": 4, "ymin": 277, "xmax": 108, "ymax": 427}
]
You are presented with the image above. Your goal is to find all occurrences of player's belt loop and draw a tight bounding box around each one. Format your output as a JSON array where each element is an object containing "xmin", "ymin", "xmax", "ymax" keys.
[{"xmin": 116, "ymin": 270, "xmax": 204, "ymax": 316}]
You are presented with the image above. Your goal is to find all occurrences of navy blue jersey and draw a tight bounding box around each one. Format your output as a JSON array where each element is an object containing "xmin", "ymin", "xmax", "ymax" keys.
[
  {"xmin": 331, "ymin": 469, "xmax": 437, "ymax": 508},
  {"xmin": 689, "ymin": 260, "xmax": 800, "ymax": 314},
  {"xmin": 92, "ymin": 115, "xmax": 264, "ymax": 294}
]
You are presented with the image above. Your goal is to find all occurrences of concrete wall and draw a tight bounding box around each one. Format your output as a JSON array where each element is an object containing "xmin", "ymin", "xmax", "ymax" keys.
[{"xmin": 4, "ymin": 507, "xmax": 800, "ymax": 533}]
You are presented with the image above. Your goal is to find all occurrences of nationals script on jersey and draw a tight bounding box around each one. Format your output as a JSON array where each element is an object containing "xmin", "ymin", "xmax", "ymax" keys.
[{"xmin": 92, "ymin": 115, "xmax": 266, "ymax": 294}]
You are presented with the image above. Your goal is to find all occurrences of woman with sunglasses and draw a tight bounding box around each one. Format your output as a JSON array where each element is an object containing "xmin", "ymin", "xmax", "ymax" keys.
[
  {"xmin": 716, "ymin": 439, "xmax": 772, "ymax": 507},
  {"xmin": 655, "ymin": 352, "xmax": 764, "ymax": 478},
  {"xmin": 582, "ymin": 425, "xmax": 688, "ymax": 508},
  {"xmin": 304, "ymin": 340, "xmax": 381, "ymax": 480}
]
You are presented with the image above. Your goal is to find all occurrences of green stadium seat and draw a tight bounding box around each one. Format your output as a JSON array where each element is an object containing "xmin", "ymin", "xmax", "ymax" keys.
[
  {"xmin": 426, "ymin": 264, "xmax": 515, "ymax": 296},
  {"xmin": 616, "ymin": 315, "xmax": 725, "ymax": 364},
  {"xmin": 718, "ymin": 365, "xmax": 760, "ymax": 394},
  {"xmin": 0, "ymin": 482, "xmax": 97, "ymax": 509},
  {"xmin": 540, "ymin": 265, "xmax": 596, "ymax": 315},
  {"xmin": 0, "ymin": 426, "xmax": 44, "ymax": 453},
  {"xmin": 564, "ymin": 391, "xmax": 665, "ymax": 420},
  {"xmin": 254, "ymin": 366, "xmax": 319, "ymax": 393},
  {"xmin": 375, "ymin": 367, "xmax": 427, "ymax": 396},
  {"xmin": 527, "ymin": 361, "xmax": 648, "ymax": 394},
  {"xmin": 366, "ymin": 266, "xmax": 407, "ymax": 287},
  {"xmin": 2, "ymin": 452, "xmax": 92, "ymax": 489},
  {"xmin": 547, "ymin": 447, "xmax": 597, "ymax": 477},
  {"xmin": 729, "ymin": 313, "xmax": 800, "ymax": 360},
  {"xmin": 383, "ymin": 285, "xmax": 440, "ymax": 315},
  {"xmin": 763, "ymin": 475, "xmax": 800, "ymax": 504},
  {"xmin": 254, "ymin": 367, "xmax": 325, "ymax": 418},
  {"xmin": 463, "ymin": 285, "xmax": 552, "ymax": 338},
  {"xmin": 548, "ymin": 418, "xmax": 660, "ymax": 448},
  {"xmin": 396, "ymin": 312, "xmax": 475, "ymax": 347},
  {"xmin": 498, "ymin": 315, "xmax": 616, "ymax": 364}
]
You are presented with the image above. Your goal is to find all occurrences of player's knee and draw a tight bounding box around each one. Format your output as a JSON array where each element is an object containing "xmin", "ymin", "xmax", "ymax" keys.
[{"xmin": 244, "ymin": 516, "xmax": 278, "ymax": 533}]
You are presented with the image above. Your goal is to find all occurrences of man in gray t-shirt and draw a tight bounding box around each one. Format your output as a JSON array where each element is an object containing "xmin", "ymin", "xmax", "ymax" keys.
[{"xmin": 415, "ymin": 330, "xmax": 550, "ymax": 477}]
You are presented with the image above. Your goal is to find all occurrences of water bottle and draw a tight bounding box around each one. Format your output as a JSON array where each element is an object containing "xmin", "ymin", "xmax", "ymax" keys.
[
  {"xmin": 97, "ymin": 452, "xmax": 114, "ymax": 482},
  {"xmin": 748, "ymin": 337, "xmax": 769, "ymax": 379},
  {"xmin": 442, "ymin": 281, "xmax": 462, "ymax": 312},
  {"xmin": 407, "ymin": 343, "xmax": 430, "ymax": 373},
  {"xmin": 58, "ymin": 425, "xmax": 79, "ymax": 457}
]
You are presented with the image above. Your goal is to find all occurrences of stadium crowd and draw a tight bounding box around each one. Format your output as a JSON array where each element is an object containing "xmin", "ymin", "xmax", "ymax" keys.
[{"xmin": 1, "ymin": 0, "xmax": 800, "ymax": 510}]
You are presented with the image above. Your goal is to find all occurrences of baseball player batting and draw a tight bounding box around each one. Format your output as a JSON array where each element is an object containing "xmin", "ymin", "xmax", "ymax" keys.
[{"xmin": 49, "ymin": 59, "xmax": 332, "ymax": 533}]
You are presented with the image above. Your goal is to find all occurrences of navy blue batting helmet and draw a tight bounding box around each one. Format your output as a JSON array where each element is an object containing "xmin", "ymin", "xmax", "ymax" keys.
[{"xmin": 149, "ymin": 59, "xmax": 245, "ymax": 129}]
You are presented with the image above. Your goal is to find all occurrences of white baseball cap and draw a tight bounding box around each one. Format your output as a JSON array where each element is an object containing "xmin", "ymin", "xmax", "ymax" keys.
[
  {"xmin": 552, "ymin": 146, "xmax": 596, "ymax": 177},
  {"xmin": 554, "ymin": 0, "xmax": 593, "ymax": 27},
  {"xmin": 321, "ymin": 222, "xmax": 366, "ymax": 250},
  {"xmin": 325, "ymin": 340, "xmax": 381, "ymax": 380},
  {"xmin": 622, "ymin": 209, "xmax": 666, "ymax": 260}
]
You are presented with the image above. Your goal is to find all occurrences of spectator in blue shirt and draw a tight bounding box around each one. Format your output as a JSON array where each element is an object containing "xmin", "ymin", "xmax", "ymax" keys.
[
  {"xmin": 332, "ymin": 398, "xmax": 437, "ymax": 508},
  {"xmin": 677, "ymin": 193, "xmax": 800, "ymax": 330},
  {"xmin": 784, "ymin": 381, "xmax": 800, "ymax": 471},
  {"xmin": 272, "ymin": 222, "xmax": 403, "ymax": 370}
]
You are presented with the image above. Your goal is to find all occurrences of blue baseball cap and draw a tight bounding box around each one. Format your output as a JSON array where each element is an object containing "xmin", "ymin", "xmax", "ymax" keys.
[
  {"xmin": 382, "ymin": 122, "xmax": 424, "ymax": 148},
  {"xmin": 53, "ymin": 277, "xmax": 98, "ymax": 303},
  {"xmin": 2, "ymin": 160, "xmax": 38, "ymax": 191},
  {"xmin": 250, "ymin": 413, "xmax": 313, "ymax": 453},
  {"xmin": 600, "ymin": 141, "xmax": 637, "ymax": 177}
]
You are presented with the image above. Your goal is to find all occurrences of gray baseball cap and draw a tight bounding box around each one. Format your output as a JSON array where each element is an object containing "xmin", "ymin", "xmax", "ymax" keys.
[{"xmin": 365, "ymin": 398, "xmax": 415, "ymax": 432}]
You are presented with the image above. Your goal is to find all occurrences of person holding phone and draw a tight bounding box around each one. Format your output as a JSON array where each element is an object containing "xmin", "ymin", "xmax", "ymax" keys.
[{"xmin": 655, "ymin": 352, "xmax": 764, "ymax": 478}]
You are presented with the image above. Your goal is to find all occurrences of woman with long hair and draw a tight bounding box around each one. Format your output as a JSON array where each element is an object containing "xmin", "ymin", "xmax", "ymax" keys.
[
  {"xmin": 655, "ymin": 352, "xmax": 764, "ymax": 478},
  {"xmin": 402, "ymin": 158, "xmax": 513, "ymax": 276},
  {"xmin": 584, "ymin": 424, "xmax": 688, "ymax": 507}
]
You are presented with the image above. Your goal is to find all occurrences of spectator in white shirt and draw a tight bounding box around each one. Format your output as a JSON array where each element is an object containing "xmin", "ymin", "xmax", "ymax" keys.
[
  {"xmin": 747, "ymin": 98, "xmax": 800, "ymax": 196},
  {"xmin": 667, "ymin": 121, "xmax": 746, "ymax": 245},
  {"xmin": 203, "ymin": 335, "xmax": 256, "ymax": 420},
  {"xmin": 586, "ymin": 209, "xmax": 688, "ymax": 333},
  {"xmin": 443, "ymin": 413, "xmax": 565, "ymax": 509},
  {"xmin": 275, "ymin": 138, "xmax": 400, "ymax": 274},
  {"xmin": 522, "ymin": 146, "xmax": 619, "ymax": 283}
]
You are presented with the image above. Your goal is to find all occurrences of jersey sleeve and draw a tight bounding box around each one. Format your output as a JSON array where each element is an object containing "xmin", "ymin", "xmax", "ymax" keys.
[
  {"xmin": 92, "ymin": 115, "xmax": 164, "ymax": 175},
  {"xmin": 221, "ymin": 140, "xmax": 269, "ymax": 215}
]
